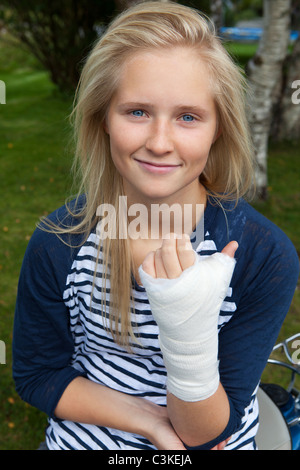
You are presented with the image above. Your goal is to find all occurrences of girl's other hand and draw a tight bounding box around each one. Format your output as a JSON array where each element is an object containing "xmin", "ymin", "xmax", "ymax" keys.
[{"xmin": 142, "ymin": 234, "xmax": 238, "ymax": 279}]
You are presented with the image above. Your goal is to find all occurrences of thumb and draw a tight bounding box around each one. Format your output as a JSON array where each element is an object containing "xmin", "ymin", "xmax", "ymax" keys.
[{"xmin": 221, "ymin": 241, "xmax": 238, "ymax": 258}]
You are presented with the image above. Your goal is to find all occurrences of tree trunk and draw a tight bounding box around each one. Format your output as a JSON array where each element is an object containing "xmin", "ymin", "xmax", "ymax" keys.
[
  {"xmin": 246, "ymin": 0, "xmax": 291, "ymax": 199},
  {"xmin": 272, "ymin": 34, "xmax": 300, "ymax": 141},
  {"xmin": 209, "ymin": 0, "xmax": 223, "ymax": 34}
]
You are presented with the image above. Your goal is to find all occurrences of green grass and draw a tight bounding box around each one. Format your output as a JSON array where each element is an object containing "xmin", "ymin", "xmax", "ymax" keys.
[
  {"xmin": 0, "ymin": 37, "xmax": 74, "ymax": 450},
  {"xmin": 224, "ymin": 41, "xmax": 258, "ymax": 68},
  {"xmin": 253, "ymin": 141, "xmax": 300, "ymax": 390},
  {"xmin": 0, "ymin": 38, "xmax": 299, "ymax": 449}
]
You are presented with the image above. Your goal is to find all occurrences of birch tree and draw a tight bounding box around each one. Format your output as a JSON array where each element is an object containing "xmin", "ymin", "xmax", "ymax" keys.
[
  {"xmin": 272, "ymin": 28, "xmax": 300, "ymax": 140},
  {"xmin": 209, "ymin": 0, "xmax": 223, "ymax": 34},
  {"xmin": 246, "ymin": 0, "xmax": 292, "ymax": 199}
]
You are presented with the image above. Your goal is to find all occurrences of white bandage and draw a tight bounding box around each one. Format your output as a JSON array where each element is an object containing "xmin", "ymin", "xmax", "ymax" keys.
[{"xmin": 138, "ymin": 252, "xmax": 236, "ymax": 402}]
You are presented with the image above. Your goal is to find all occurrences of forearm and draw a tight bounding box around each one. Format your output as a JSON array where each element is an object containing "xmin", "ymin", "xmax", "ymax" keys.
[
  {"xmin": 54, "ymin": 376, "xmax": 186, "ymax": 450},
  {"xmin": 139, "ymin": 239, "xmax": 237, "ymax": 448},
  {"xmin": 54, "ymin": 376, "xmax": 156, "ymax": 438},
  {"xmin": 167, "ymin": 383, "xmax": 230, "ymax": 447}
]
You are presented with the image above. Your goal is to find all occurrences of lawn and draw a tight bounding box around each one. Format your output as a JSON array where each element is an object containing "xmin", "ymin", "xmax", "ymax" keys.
[
  {"xmin": 0, "ymin": 37, "xmax": 299, "ymax": 450},
  {"xmin": 0, "ymin": 38, "xmax": 74, "ymax": 449}
]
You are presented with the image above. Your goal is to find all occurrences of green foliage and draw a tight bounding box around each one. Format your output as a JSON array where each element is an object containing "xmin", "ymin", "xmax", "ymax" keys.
[
  {"xmin": 231, "ymin": 0, "xmax": 263, "ymax": 16},
  {"xmin": 177, "ymin": 0, "xmax": 210, "ymax": 14},
  {"xmin": 0, "ymin": 0, "xmax": 119, "ymax": 93},
  {"xmin": 225, "ymin": 0, "xmax": 263, "ymax": 26}
]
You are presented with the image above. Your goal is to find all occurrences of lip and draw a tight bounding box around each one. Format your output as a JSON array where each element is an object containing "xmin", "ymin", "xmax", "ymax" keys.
[{"xmin": 135, "ymin": 159, "xmax": 181, "ymax": 175}]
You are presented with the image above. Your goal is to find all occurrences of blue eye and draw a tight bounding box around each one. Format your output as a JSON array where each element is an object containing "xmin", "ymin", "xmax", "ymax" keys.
[
  {"xmin": 131, "ymin": 110, "xmax": 145, "ymax": 117},
  {"xmin": 181, "ymin": 114, "xmax": 194, "ymax": 122}
]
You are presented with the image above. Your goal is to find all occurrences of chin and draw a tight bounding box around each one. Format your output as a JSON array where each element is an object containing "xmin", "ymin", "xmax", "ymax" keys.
[{"xmin": 142, "ymin": 191, "xmax": 176, "ymax": 202}]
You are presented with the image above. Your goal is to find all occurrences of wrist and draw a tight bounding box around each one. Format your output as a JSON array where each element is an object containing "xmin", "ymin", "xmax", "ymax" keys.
[
  {"xmin": 159, "ymin": 334, "xmax": 220, "ymax": 402},
  {"xmin": 136, "ymin": 399, "xmax": 188, "ymax": 450},
  {"xmin": 132, "ymin": 398, "xmax": 165, "ymax": 441}
]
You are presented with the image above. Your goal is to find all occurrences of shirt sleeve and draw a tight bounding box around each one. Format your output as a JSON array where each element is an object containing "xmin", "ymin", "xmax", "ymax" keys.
[
  {"xmin": 13, "ymin": 219, "xmax": 85, "ymax": 418},
  {"xmin": 185, "ymin": 209, "xmax": 299, "ymax": 450}
]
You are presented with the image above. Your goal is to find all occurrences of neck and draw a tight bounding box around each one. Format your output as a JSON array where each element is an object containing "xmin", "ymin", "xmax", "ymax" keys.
[{"xmin": 123, "ymin": 182, "xmax": 206, "ymax": 241}]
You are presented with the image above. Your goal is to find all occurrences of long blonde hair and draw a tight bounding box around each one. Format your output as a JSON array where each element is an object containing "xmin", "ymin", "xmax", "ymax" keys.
[{"xmin": 43, "ymin": 1, "xmax": 255, "ymax": 347}]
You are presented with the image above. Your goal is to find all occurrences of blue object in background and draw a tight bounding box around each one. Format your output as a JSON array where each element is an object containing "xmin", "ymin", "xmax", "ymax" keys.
[{"xmin": 220, "ymin": 27, "xmax": 299, "ymax": 42}]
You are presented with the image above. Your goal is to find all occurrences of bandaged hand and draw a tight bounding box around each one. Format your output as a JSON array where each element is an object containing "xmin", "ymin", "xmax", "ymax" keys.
[{"xmin": 138, "ymin": 234, "xmax": 237, "ymax": 402}]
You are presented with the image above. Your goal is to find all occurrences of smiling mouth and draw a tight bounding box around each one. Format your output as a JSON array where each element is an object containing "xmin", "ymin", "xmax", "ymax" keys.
[
  {"xmin": 134, "ymin": 159, "xmax": 181, "ymax": 174},
  {"xmin": 135, "ymin": 158, "xmax": 181, "ymax": 167}
]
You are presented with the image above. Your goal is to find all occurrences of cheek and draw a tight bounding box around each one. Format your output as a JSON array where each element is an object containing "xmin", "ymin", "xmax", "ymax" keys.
[
  {"xmin": 105, "ymin": 114, "xmax": 127, "ymax": 154},
  {"xmin": 106, "ymin": 131, "xmax": 122, "ymax": 169},
  {"xmin": 108, "ymin": 131, "xmax": 134, "ymax": 177},
  {"xmin": 193, "ymin": 155, "xmax": 209, "ymax": 176},
  {"xmin": 110, "ymin": 125, "xmax": 144, "ymax": 163},
  {"xmin": 179, "ymin": 140, "xmax": 211, "ymax": 178},
  {"xmin": 108, "ymin": 127, "xmax": 125, "ymax": 157},
  {"xmin": 188, "ymin": 130, "xmax": 215, "ymax": 160},
  {"xmin": 184, "ymin": 141, "xmax": 211, "ymax": 166}
]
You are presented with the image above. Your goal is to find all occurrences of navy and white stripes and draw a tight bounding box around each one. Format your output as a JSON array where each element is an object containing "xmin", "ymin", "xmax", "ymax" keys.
[
  {"xmin": 45, "ymin": 231, "xmax": 258, "ymax": 450},
  {"xmin": 14, "ymin": 197, "xmax": 298, "ymax": 450}
]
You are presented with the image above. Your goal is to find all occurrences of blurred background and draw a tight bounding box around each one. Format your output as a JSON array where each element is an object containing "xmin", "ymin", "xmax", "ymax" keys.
[{"xmin": 0, "ymin": 0, "xmax": 299, "ymax": 450}]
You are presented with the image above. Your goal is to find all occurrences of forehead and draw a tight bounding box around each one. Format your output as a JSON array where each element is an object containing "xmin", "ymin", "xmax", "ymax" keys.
[{"xmin": 113, "ymin": 47, "xmax": 215, "ymax": 107}]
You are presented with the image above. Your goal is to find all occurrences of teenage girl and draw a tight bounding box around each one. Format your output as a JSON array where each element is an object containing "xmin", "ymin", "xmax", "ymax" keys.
[{"xmin": 13, "ymin": 2, "xmax": 299, "ymax": 450}]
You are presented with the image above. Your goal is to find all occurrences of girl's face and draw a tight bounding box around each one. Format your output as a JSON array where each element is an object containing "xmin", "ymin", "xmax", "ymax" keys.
[{"xmin": 105, "ymin": 47, "xmax": 219, "ymax": 206}]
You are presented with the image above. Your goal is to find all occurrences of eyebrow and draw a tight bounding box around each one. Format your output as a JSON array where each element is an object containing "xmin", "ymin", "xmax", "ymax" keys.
[
  {"xmin": 175, "ymin": 104, "xmax": 210, "ymax": 117},
  {"xmin": 117, "ymin": 102, "xmax": 154, "ymax": 112},
  {"xmin": 117, "ymin": 102, "xmax": 211, "ymax": 117}
]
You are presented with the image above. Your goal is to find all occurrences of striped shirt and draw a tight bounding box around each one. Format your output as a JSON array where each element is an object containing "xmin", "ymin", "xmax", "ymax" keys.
[{"xmin": 13, "ymin": 197, "xmax": 299, "ymax": 450}]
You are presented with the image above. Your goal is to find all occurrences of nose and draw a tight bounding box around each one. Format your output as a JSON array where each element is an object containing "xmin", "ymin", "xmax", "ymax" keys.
[{"xmin": 145, "ymin": 119, "xmax": 174, "ymax": 156}]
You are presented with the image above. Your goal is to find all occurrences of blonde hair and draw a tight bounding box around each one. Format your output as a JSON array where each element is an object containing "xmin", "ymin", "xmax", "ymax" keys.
[{"xmin": 43, "ymin": 1, "xmax": 255, "ymax": 347}]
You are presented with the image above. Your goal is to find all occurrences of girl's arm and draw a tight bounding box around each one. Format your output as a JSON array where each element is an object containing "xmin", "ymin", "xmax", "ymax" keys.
[
  {"xmin": 54, "ymin": 376, "xmax": 186, "ymax": 450},
  {"xmin": 140, "ymin": 235, "xmax": 238, "ymax": 447},
  {"xmin": 140, "ymin": 227, "xmax": 299, "ymax": 449},
  {"xmin": 13, "ymin": 218, "xmax": 227, "ymax": 450},
  {"xmin": 168, "ymin": 242, "xmax": 236, "ymax": 446},
  {"xmin": 167, "ymin": 383, "xmax": 230, "ymax": 447}
]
